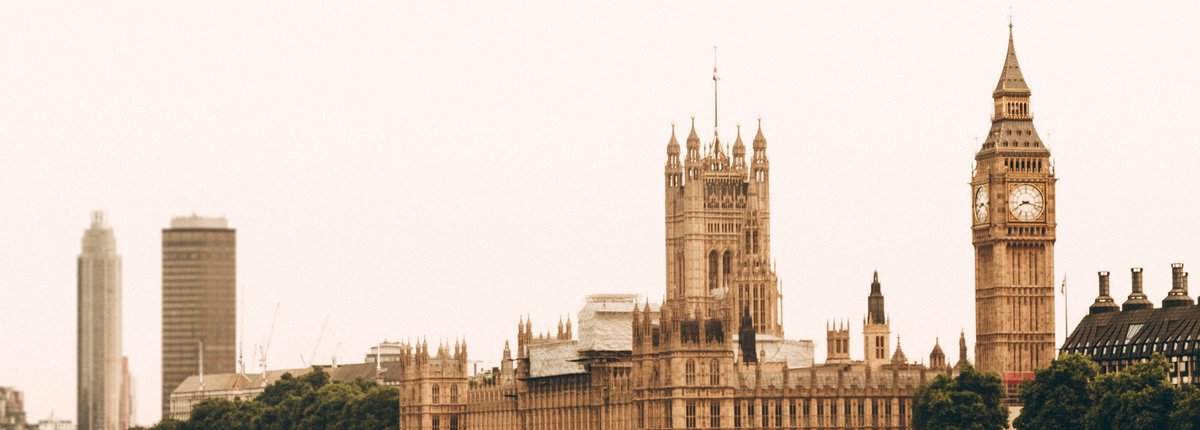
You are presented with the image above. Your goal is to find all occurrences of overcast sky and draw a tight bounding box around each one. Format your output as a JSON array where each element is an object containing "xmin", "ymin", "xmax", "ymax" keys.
[{"xmin": 3, "ymin": 1, "xmax": 1199, "ymax": 426}]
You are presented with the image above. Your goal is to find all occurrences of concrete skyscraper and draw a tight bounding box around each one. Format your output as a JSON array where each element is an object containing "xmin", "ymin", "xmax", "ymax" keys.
[
  {"xmin": 77, "ymin": 211, "xmax": 122, "ymax": 430},
  {"xmin": 160, "ymin": 215, "xmax": 236, "ymax": 420}
]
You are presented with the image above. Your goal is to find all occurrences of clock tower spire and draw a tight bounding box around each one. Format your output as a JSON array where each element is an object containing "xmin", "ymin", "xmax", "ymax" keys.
[{"xmin": 971, "ymin": 23, "xmax": 1056, "ymax": 390}]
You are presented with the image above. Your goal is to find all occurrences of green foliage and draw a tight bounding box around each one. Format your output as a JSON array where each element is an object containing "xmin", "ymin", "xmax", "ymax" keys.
[
  {"xmin": 913, "ymin": 363, "xmax": 1009, "ymax": 430},
  {"xmin": 1086, "ymin": 355, "xmax": 1176, "ymax": 430},
  {"xmin": 1171, "ymin": 385, "xmax": 1200, "ymax": 430},
  {"xmin": 1014, "ymin": 353, "xmax": 1098, "ymax": 430},
  {"xmin": 148, "ymin": 367, "xmax": 398, "ymax": 430}
]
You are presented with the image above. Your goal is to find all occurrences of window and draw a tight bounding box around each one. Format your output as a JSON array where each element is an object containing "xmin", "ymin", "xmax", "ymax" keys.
[
  {"xmin": 450, "ymin": 416, "xmax": 459, "ymax": 430},
  {"xmin": 723, "ymin": 251, "xmax": 732, "ymax": 278},
  {"xmin": 686, "ymin": 400, "xmax": 697, "ymax": 428},
  {"xmin": 710, "ymin": 359, "xmax": 720, "ymax": 386},
  {"xmin": 432, "ymin": 385, "xmax": 440, "ymax": 404},
  {"xmin": 710, "ymin": 402, "xmax": 721, "ymax": 428},
  {"xmin": 450, "ymin": 385, "xmax": 458, "ymax": 403},
  {"xmin": 709, "ymin": 251, "xmax": 719, "ymax": 289},
  {"xmin": 432, "ymin": 416, "xmax": 440, "ymax": 430}
]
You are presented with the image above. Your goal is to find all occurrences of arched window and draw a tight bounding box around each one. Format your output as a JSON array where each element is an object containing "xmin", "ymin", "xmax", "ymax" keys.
[
  {"xmin": 432, "ymin": 385, "xmax": 440, "ymax": 404},
  {"xmin": 710, "ymin": 359, "xmax": 720, "ymax": 386},
  {"xmin": 450, "ymin": 385, "xmax": 459, "ymax": 403},
  {"xmin": 745, "ymin": 230, "xmax": 752, "ymax": 251},
  {"xmin": 752, "ymin": 231, "xmax": 760, "ymax": 254},
  {"xmin": 685, "ymin": 359, "xmax": 697, "ymax": 385},
  {"xmin": 722, "ymin": 251, "xmax": 732, "ymax": 278},
  {"xmin": 708, "ymin": 251, "xmax": 719, "ymax": 290}
]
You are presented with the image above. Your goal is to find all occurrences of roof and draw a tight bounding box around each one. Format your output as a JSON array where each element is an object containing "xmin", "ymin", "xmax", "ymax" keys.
[
  {"xmin": 994, "ymin": 26, "xmax": 1030, "ymax": 96},
  {"xmin": 1062, "ymin": 304, "xmax": 1200, "ymax": 360},
  {"xmin": 171, "ymin": 363, "xmax": 404, "ymax": 396}
]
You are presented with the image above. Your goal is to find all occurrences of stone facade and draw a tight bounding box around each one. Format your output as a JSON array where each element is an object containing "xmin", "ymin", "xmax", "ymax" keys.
[
  {"xmin": 384, "ymin": 25, "xmax": 1075, "ymax": 430},
  {"xmin": 970, "ymin": 25, "xmax": 1057, "ymax": 394},
  {"xmin": 390, "ymin": 118, "xmax": 962, "ymax": 428}
]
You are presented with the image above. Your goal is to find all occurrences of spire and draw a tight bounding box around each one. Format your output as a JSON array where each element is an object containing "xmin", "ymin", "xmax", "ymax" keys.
[
  {"xmin": 956, "ymin": 330, "xmax": 969, "ymax": 368},
  {"xmin": 752, "ymin": 116, "xmax": 766, "ymax": 151},
  {"xmin": 686, "ymin": 116, "xmax": 700, "ymax": 160},
  {"xmin": 867, "ymin": 271, "xmax": 886, "ymax": 325},
  {"xmin": 994, "ymin": 22, "xmax": 1031, "ymax": 97},
  {"xmin": 732, "ymin": 123, "xmax": 746, "ymax": 160},
  {"xmin": 667, "ymin": 122, "xmax": 680, "ymax": 157},
  {"xmin": 891, "ymin": 337, "xmax": 907, "ymax": 364}
]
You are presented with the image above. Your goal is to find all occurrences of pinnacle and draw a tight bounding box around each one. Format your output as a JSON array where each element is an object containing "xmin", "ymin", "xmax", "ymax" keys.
[{"xmin": 994, "ymin": 25, "xmax": 1030, "ymax": 95}]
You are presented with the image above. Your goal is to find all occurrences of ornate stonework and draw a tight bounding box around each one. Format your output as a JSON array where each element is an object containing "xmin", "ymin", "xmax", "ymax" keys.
[{"xmin": 971, "ymin": 25, "xmax": 1057, "ymax": 390}]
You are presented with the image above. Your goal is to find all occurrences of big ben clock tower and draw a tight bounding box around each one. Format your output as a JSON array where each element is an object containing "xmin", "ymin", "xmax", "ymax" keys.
[{"xmin": 972, "ymin": 24, "xmax": 1056, "ymax": 386}]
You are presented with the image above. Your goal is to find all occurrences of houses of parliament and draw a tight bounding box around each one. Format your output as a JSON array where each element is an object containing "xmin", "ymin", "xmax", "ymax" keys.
[{"xmin": 390, "ymin": 25, "xmax": 1055, "ymax": 430}]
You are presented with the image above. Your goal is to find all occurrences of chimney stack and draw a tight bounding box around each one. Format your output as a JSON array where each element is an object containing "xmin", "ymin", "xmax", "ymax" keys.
[
  {"xmin": 1123, "ymin": 267, "xmax": 1153, "ymax": 311},
  {"xmin": 1089, "ymin": 271, "xmax": 1119, "ymax": 314},
  {"xmin": 1163, "ymin": 263, "xmax": 1195, "ymax": 308}
]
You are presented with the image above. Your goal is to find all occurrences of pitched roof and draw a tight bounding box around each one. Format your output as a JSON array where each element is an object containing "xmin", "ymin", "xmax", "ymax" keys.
[
  {"xmin": 1062, "ymin": 305, "xmax": 1200, "ymax": 360},
  {"xmin": 994, "ymin": 26, "xmax": 1031, "ymax": 96}
]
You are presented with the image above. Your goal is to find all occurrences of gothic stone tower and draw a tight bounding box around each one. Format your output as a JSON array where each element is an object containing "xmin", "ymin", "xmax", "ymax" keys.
[
  {"xmin": 664, "ymin": 117, "xmax": 781, "ymax": 337},
  {"xmin": 971, "ymin": 25, "xmax": 1056, "ymax": 380},
  {"xmin": 863, "ymin": 271, "xmax": 891, "ymax": 371}
]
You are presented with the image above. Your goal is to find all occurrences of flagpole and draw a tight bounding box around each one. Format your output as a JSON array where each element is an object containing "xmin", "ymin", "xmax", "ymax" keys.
[{"xmin": 1062, "ymin": 274, "xmax": 1069, "ymax": 341}]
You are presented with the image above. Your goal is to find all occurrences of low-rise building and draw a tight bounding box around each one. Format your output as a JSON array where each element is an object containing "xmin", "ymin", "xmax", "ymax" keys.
[
  {"xmin": 167, "ymin": 362, "xmax": 403, "ymax": 421},
  {"xmin": 1063, "ymin": 264, "xmax": 1198, "ymax": 385}
]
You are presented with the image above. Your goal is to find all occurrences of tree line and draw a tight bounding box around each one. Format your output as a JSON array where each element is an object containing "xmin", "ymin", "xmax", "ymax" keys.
[
  {"xmin": 913, "ymin": 354, "xmax": 1200, "ymax": 430},
  {"xmin": 134, "ymin": 367, "xmax": 398, "ymax": 430}
]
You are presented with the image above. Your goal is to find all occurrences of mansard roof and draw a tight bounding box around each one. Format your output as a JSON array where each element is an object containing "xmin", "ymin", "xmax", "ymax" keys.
[{"xmin": 1062, "ymin": 304, "xmax": 1200, "ymax": 360}]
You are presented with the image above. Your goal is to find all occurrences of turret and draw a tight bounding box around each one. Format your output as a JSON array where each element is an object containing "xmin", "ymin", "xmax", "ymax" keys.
[
  {"xmin": 732, "ymin": 124, "xmax": 746, "ymax": 169},
  {"xmin": 1122, "ymin": 267, "xmax": 1153, "ymax": 311},
  {"xmin": 1163, "ymin": 263, "xmax": 1194, "ymax": 308},
  {"xmin": 1089, "ymin": 271, "xmax": 1120, "ymax": 314},
  {"xmin": 955, "ymin": 330, "xmax": 969, "ymax": 369},
  {"xmin": 685, "ymin": 117, "xmax": 700, "ymax": 162},
  {"xmin": 929, "ymin": 339, "xmax": 946, "ymax": 370}
]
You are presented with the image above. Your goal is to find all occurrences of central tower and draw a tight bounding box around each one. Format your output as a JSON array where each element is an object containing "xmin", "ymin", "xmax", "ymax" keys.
[
  {"xmin": 664, "ymin": 117, "xmax": 781, "ymax": 337},
  {"xmin": 971, "ymin": 25, "xmax": 1056, "ymax": 382}
]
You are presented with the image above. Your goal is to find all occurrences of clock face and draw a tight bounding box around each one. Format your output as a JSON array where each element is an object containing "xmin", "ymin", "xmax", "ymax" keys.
[
  {"xmin": 1008, "ymin": 184, "xmax": 1044, "ymax": 221},
  {"xmin": 974, "ymin": 185, "xmax": 989, "ymax": 223}
]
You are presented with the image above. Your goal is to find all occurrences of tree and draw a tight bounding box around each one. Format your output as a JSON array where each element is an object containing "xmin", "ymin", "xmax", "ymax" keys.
[
  {"xmin": 1013, "ymin": 353, "xmax": 1098, "ymax": 430},
  {"xmin": 1085, "ymin": 354, "xmax": 1176, "ymax": 430},
  {"xmin": 913, "ymin": 363, "xmax": 1009, "ymax": 430},
  {"xmin": 146, "ymin": 367, "xmax": 397, "ymax": 430},
  {"xmin": 1171, "ymin": 385, "xmax": 1200, "ymax": 430}
]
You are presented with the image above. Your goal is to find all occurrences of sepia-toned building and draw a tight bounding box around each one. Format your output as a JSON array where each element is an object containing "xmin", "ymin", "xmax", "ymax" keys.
[
  {"xmin": 1062, "ymin": 265, "xmax": 1198, "ymax": 386},
  {"xmin": 161, "ymin": 215, "xmax": 237, "ymax": 420},
  {"xmin": 386, "ymin": 118, "xmax": 963, "ymax": 428},
  {"xmin": 969, "ymin": 23, "xmax": 1057, "ymax": 396},
  {"xmin": 167, "ymin": 361, "xmax": 404, "ymax": 421},
  {"xmin": 77, "ymin": 211, "xmax": 123, "ymax": 430},
  {"xmin": 378, "ymin": 24, "xmax": 1064, "ymax": 429},
  {"xmin": 1, "ymin": 386, "xmax": 28, "ymax": 430}
]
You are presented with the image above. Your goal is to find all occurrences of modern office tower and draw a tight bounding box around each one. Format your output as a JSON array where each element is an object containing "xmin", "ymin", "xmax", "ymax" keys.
[
  {"xmin": 77, "ymin": 211, "xmax": 122, "ymax": 430},
  {"xmin": 161, "ymin": 215, "xmax": 236, "ymax": 420}
]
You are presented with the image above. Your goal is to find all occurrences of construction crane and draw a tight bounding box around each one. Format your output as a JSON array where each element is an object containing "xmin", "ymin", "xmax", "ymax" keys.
[{"xmin": 260, "ymin": 302, "xmax": 280, "ymax": 381}]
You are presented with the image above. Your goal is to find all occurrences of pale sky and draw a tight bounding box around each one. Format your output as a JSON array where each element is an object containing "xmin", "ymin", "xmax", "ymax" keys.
[{"xmin": 2, "ymin": 1, "xmax": 1199, "ymax": 426}]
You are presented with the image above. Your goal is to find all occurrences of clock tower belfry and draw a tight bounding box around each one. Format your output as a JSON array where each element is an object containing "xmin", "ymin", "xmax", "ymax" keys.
[{"xmin": 971, "ymin": 24, "xmax": 1056, "ymax": 384}]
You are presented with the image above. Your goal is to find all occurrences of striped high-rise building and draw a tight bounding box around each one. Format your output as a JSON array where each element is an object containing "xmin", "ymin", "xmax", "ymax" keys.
[
  {"xmin": 161, "ymin": 215, "xmax": 236, "ymax": 420},
  {"xmin": 78, "ymin": 211, "xmax": 122, "ymax": 430}
]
